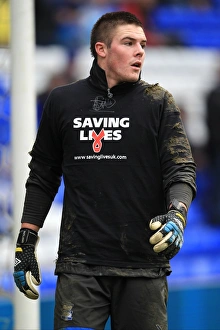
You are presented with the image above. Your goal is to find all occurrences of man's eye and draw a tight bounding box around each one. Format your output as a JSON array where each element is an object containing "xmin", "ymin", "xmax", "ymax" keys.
[{"xmin": 125, "ymin": 42, "xmax": 132, "ymax": 46}]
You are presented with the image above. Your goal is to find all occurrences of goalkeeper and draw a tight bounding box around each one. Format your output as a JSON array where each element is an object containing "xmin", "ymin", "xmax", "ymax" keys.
[{"xmin": 13, "ymin": 11, "xmax": 196, "ymax": 330}]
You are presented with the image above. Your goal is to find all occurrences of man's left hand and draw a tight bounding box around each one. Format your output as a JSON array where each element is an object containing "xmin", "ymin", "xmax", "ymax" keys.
[{"xmin": 149, "ymin": 208, "xmax": 186, "ymax": 259}]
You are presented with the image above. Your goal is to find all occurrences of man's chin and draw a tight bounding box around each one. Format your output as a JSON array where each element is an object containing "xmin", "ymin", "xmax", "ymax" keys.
[
  {"xmin": 119, "ymin": 73, "xmax": 141, "ymax": 84},
  {"xmin": 128, "ymin": 75, "xmax": 141, "ymax": 83}
]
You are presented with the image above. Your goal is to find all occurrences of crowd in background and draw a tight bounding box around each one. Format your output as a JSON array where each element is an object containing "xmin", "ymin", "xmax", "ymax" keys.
[{"xmin": 35, "ymin": 0, "xmax": 220, "ymax": 55}]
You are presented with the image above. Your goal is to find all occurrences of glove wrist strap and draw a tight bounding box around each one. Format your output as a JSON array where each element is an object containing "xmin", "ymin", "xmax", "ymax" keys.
[
  {"xmin": 169, "ymin": 198, "xmax": 187, "ymax": 225},
  {"xmin": 17, "ymin": 228, "xmax": 38, "ymax": 246}
]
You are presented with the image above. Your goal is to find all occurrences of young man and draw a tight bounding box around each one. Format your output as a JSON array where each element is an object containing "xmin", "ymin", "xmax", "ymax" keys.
[{"xmin": 14, "ymin": 11, "xmax": 196, "ymax": 330}]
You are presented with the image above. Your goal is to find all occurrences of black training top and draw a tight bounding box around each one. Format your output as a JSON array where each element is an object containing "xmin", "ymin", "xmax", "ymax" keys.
[{"xmin": 24, "ymin": 60, "xmax": 196, "ymax": 272}]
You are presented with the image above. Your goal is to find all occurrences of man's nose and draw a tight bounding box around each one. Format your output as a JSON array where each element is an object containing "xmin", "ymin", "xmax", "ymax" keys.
[{"xmin": 135, "ymin": 44, "xmax": 145, "ymax": 56}]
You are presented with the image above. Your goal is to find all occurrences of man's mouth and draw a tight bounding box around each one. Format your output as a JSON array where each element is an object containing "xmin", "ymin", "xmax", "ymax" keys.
[{"xmin": 131, "ymin": 61, "xmax": 141, "ymax": 68}]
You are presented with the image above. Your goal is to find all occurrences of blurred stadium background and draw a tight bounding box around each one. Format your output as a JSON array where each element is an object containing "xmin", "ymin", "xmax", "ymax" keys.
[{"xmin": 1, "ymin": 0, "xmax": 220, "ymax": 329}]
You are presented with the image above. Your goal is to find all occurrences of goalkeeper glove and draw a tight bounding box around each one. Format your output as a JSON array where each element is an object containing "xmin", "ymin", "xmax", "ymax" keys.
[
  {"xmin": 149, "ymin": 199, "xmax": 187, "ymax": 259},
  {"xmin": 13, "ymin": 228, "xmax": 41, "ymax": 299}
]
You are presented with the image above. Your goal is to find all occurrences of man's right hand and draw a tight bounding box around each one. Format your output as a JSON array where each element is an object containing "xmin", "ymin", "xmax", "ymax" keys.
[{"xmin": 13, "ymin": 228, "xmax": 41, "ymax": 300}]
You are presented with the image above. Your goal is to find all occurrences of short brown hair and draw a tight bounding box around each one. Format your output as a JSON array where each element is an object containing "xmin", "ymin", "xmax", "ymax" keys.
[{"xmin": 90, "ymin": 11, "xmax": 144, "ymax": 59}]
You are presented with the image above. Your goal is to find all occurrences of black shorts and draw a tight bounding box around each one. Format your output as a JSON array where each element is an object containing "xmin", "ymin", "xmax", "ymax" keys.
[{"xmin": 54, "ymin": 273, "xmax": 168, "ymax": 330}]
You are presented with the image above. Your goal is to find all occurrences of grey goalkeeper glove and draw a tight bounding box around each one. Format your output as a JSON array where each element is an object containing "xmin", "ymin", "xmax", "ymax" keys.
[
  {"xmin": 149, "ymin": 199, "xmax": 187, "ymax": 259},
  {"xmin": 13, "ymin": 228, "xmax": 41, "ymax": 299}
]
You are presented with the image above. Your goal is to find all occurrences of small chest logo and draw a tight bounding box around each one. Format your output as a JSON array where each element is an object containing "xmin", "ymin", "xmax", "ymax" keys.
[{"xmin": 91, "ymin": 96, "xmax": 116, "ymax": 112}]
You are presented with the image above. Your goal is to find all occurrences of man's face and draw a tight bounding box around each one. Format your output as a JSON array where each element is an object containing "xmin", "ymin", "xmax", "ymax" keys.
[{"xmin": 101, "ymin": 24, "xmax": 147, "ymax": 88}]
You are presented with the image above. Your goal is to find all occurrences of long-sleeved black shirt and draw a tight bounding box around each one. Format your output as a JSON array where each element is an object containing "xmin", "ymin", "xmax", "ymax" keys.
[{"xmin": 22, "ymin": 60, "xmax": 196, "ymax": 274}]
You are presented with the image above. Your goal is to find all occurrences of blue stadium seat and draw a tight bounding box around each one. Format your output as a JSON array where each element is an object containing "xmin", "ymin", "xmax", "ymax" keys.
[
  {"xmin": 0, "ymin": 82, "xmax": 11, "ymax": 145},
  {"xmin": 153, "ymin": 6, "xmax": 220, "ymax": 48}
]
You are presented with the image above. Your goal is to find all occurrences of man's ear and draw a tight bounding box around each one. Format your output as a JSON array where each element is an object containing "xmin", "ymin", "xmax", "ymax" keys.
[{"xmin": 95, "ymin": 42, "xmax": 107, "ymax": 58}]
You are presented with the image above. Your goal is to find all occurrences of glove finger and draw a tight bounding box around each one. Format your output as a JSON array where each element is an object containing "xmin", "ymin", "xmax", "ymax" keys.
[
  {"xmin": 31, "ymin": 274, "xmax": 41, "ymax": 286},
  {"xmin": 149, "ymin": 230, "xmax": 163, "ymax": 245},
  {"xmin": 149, "ymin": 221, "xmax": 170, "ymax": 245},
  {"xmin": 13, "ymin": 270, "xmax": 26, "ymax": 292},
  {"xmin": 163, "ymin": 221, "xmax": 184, "ymax": 236},
  {"xmin": 152, "ymin": 231, "xmax": 172, "ymax": 252},
  {"xmin": 174, "ymin": 235, "xmax": 183, "ymax": 249},
  {"xmin": 163, "ymin": 244, "xmax": 180, "ymax": 260},
  {"xmin": 149, "ymin": 219, "xmax": 162, "ymax": 231},
  {"xmin": 149, "ymin": 214, "xmax": 167, "ymax": 231},
  {"xmin": 25, "ymin": 271, "xmax": 40, "ymax": 300},
  {"xmin": 161, "ymin": 234, "xmax": 184, "ymax": 259}
]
